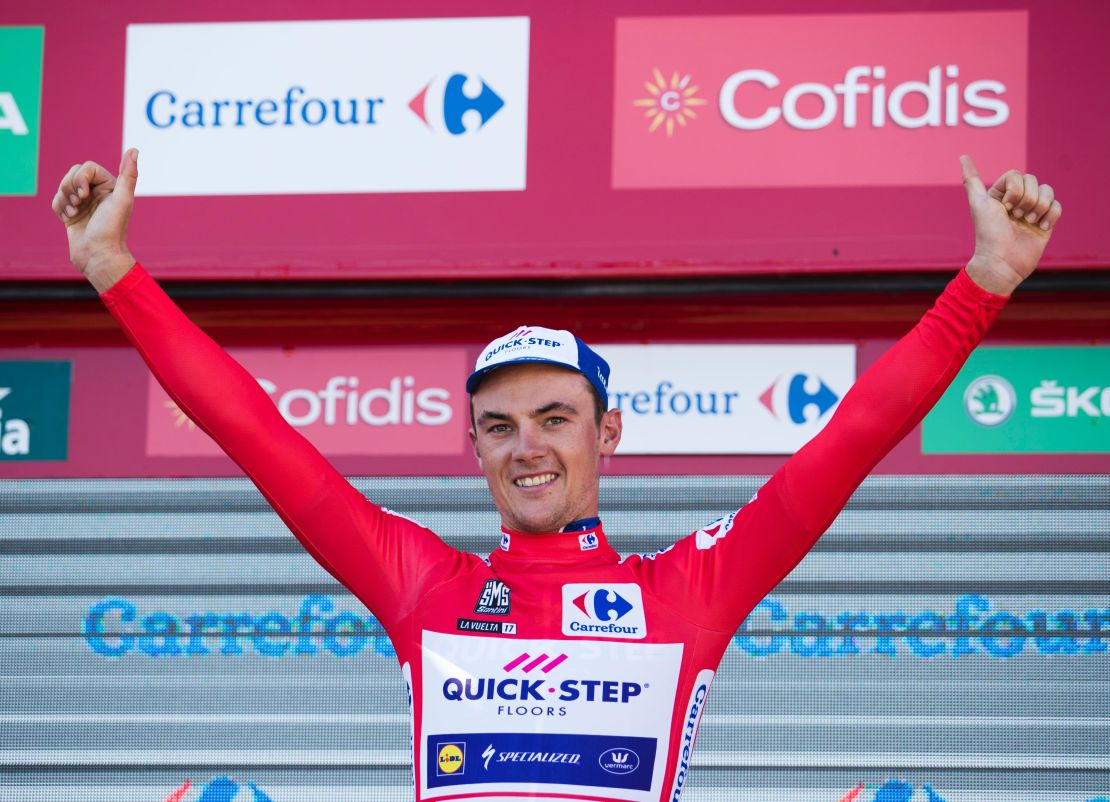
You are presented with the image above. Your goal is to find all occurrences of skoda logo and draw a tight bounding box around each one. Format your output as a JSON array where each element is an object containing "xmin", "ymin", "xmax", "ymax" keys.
[{"xmin": 963, "ymin": 375, "xmax": 1015, "ymax": 427}]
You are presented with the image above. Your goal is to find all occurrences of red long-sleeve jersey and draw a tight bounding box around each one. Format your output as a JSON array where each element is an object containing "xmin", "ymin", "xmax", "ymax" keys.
[{"xmin": 102, "ymin": 265, "xmax": 1004, "ymax": 802}]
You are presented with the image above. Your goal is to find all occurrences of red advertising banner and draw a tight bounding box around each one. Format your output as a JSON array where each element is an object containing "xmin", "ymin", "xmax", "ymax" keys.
[
  {"xmin": 146, "ymin": 347, "xmax": 468, "ymax": 457},
  {"xmin": 0, "ymin": 0, "xmax": 1107, "ymax": 280},
  {"xmin": 613, "ymin": 12, "xmax": 1027, "ymax": 188}
]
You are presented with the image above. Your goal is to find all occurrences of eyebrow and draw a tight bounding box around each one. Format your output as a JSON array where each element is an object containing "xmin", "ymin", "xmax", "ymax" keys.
[{"xmin": 475, "ymin": 401, "xmax": 580, "ymax": 427}]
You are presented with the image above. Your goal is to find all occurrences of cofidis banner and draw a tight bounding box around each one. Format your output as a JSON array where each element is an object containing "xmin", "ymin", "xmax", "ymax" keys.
[{"xmin": 613, "ymin": 11, "xmax": 1026, "ymax": 188}]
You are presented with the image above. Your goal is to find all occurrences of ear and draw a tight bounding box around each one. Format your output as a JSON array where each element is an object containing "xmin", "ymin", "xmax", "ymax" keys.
[{"xmin": 598, "ymin": 408, "xmax": 622, "ymax": 457}]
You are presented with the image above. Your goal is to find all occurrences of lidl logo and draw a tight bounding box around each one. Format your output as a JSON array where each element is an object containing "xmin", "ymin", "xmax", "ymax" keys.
[
  {"xmin": 632, "ymin": 68, "xmax": 707, "ymax": 137},
  {"xmin": 409, "ymin": 73, "xmax": 504, "ymax": 135},
  {"xmin": 0, "ymin": 361, "xmax": 71, "ymax": 460},
  {"xmin": 0, "ymin": 26, "xmax": 44, "ymax": 195},
  {"xmin": 759, "ymin": 373, "xmax": 840, "ymax": 424},
  {"xmin": 437, "ymin": 742, "xmax": 466, "ymax": 776}
]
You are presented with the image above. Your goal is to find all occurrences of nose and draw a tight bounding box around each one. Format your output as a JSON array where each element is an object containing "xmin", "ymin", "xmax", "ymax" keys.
[{"xmin": 512, "ymin": 422, "xmax": 547, "ymax": 462}]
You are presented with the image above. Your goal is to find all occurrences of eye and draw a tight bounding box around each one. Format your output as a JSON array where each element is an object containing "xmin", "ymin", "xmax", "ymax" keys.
[
  {"xmin": 545, "ymin": 416, "xmax": 567, "ymax": 426},
  {"xmin": 487, "ymin": 423, "xmax": 511, "ymax": 434}
]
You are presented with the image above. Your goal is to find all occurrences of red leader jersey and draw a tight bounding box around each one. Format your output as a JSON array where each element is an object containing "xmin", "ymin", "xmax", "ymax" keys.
[{"xmin": 102, "ymin": 265, "xmax": 1004, "ymax": 802}]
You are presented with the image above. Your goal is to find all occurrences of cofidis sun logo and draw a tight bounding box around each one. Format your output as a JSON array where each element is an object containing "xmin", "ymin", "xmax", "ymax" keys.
[{"xmin": 632, "ymin": 69, "xmax": 707, "ymax": 137}]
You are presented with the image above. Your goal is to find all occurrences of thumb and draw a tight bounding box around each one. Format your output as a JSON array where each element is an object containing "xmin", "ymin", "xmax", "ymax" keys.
[
  {"xmin": 115, "ymin": 148, "xmax": 139, "ymax": 200},
  {"xmin": 960, "ymin": 154, "xmax": 985, "ymax": 201}
]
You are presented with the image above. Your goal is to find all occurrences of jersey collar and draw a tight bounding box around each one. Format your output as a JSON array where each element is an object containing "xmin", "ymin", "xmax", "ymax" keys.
[{"xmin": 489, "ymin": 519, "xmax": 619, "ymax": 567}]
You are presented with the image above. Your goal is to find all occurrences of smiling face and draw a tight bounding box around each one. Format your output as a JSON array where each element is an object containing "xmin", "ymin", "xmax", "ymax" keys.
[{"xmin": 469, "ymin": 362, "xmax": 622, "ymax": 534}]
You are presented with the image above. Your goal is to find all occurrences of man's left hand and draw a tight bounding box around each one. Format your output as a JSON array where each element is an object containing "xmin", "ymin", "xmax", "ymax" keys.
[{"xmin": 960, "ymin": 155, "xmax": 1063, "ymax": 296}]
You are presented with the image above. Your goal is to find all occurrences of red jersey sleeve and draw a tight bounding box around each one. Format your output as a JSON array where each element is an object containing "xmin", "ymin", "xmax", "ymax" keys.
[
  {"xmin": 101, "ymin": 263, "xmax": 473, "ymax": 630},
  {"xmin": 636, "ymin": 268, "xmax": 1008, "ymax": 632}
]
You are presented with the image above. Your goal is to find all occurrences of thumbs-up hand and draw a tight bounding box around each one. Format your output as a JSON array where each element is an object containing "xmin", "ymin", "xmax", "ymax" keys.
[
  {"xmin": 960, "ymin": 154, "xmax": 1063, "ymax": 296},
  {"xmin": 51, "ymin": 148, "xmax": 139, "ymax": 292}
]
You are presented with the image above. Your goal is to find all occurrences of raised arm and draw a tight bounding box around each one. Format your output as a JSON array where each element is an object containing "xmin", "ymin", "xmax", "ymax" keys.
[
  {"xmin": 52, "ymin": 150, "xmax": 470, "ymax": 629},
  {"xmin": 638, "ymin": 157, "xmax": 1062, "ymax": 631},
  {"xmin": 780, "ymin": 155, "xmax": 1062, "ymax": 536}
]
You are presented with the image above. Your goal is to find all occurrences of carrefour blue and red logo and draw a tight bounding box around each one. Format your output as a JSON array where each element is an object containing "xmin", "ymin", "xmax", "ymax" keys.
[
  {"xmin": 163, "ymin": 777, "xmax": 273, "ymax": 802},
  {"xmin": 409, "ymin": 73, "xmax": 504, "ymax": 135},
  {"xmin": 562, "ymin": 584, "xmax": 647, "ymax": 640},
  {"xmin": 760, "ymin": 372, "xmax": 840, "ymax": 424},
  {"xmin": 839, "ymin": 780, "xmax": 946, "ymax": 802}
]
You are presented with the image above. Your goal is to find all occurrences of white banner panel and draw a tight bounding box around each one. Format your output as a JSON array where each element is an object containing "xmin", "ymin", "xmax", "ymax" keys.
[
  {"xmin": 596, "ymin": 345, "xmax": 856, "ymax": 454},
  {"xmin": 123, "ymin": 18, "xmax": 529, "ymax": 195}
]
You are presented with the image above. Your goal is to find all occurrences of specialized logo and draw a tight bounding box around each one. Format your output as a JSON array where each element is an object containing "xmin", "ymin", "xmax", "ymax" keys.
[
  {"xmin": 457, "ymin": 617, "xmax": 517, "ymax": 635},
  {"xmin": 162, "ymin": 776, "xmax": 273, "ymax": 802},
  {"xmin": 963, "ymin": 375, "xmax": 1016, "ymax": 427},
  {"xmin": 436, "ymin": 742, "xmax": 466, "ymax": 776},
  {"xmin": 475, "ymin": 579, "xmax": 512, "ymax": 615},
  {"xmin": 579, "ymin": 532, "xmax": 599, "ymax": 551},
  {"xmin": 759, "ymin": 373, "xmax": 839, "ymax": 424},
  {"xmin": 562, "ymin": 584, "xmax": 647, "ymax": 639},
  {"xmin": 632, "ymin": 68, "xmax": 707, "ymax": 137},
  {"xmin": 838, "ymin": 779, "xmax": 947, "ymax": 802},
  {"xmin": 482, "ymin": 742, "xmax": 582, "ymax": 772},
  {"xmin": 599, "ymin": 747, "xmax": 640, "ymax": 775},
  {"xmin": 409, "ymin": 73, "xmax": 504, "ymax": 135}
]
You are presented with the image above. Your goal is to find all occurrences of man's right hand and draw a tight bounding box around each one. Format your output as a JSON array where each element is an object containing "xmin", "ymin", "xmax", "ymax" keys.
[{"xmin": 51, "ymin": 148, "xmax": 139, "ymax": 293}]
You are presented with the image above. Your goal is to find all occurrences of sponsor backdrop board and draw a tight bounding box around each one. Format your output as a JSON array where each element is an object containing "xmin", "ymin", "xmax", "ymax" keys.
[
  {"xmin": 1, "ymin": 1, "xmax": 1108, "ymax": 279},
  {"xmin": 2, "ymin": 340, "xmax": 1109, "ymax": 479},
  {"xmin": 596, "ymin": 345, "xmax": 855, "ymax": 454},
  {"xmin": 123, "ymin": 18, "xmax": 529, "ymax": 195},
  {"xmin": 923, "ymin": 347, "xmax": 1110, "ymax": 454},
  {"xmin": 0, "ymin": 474, "xmax": 1106, "ymax": 801}
]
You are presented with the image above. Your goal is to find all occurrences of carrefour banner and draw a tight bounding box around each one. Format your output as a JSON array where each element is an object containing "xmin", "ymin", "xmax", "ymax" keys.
[
  {"xmin": 922, "ymin": 346, "xmax": 1110, "ymax": 454},
  {"xmin": 123, "ymin": 18, "xmax": 529, "ymax": 195},
  {"xmin": 596, "ymin": 345, "xmax": 855, "ymax": 454}
]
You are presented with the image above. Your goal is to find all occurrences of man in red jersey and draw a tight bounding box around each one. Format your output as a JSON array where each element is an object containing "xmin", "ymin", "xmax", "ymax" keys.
[{"xmin": 53, "ymin": 150, "xmax": 1060, "ymax": 802}]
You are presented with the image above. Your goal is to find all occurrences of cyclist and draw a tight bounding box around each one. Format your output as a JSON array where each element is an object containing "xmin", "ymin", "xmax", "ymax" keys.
[{"xmin": 53, "ymin": 150, "xmax": 1060, "ymax": 802}]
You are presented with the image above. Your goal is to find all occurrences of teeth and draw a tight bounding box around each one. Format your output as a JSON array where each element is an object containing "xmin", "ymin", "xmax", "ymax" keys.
[{"xmin": 515, "ymin": 473, "xmax": 556, "ymax": 488}]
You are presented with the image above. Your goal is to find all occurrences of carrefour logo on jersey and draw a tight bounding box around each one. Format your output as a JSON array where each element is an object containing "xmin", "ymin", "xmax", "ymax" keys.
[
  {"xmin": 562, "ymin": 584, "xmax": 647, "ymax": 639},
  {"xmin": 123, "ymin": 17, "xmax": 529, "ymax": 195},
  {"xmin": 595, "ymin": 344, "xmax": 855, "ymax": 454}
]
